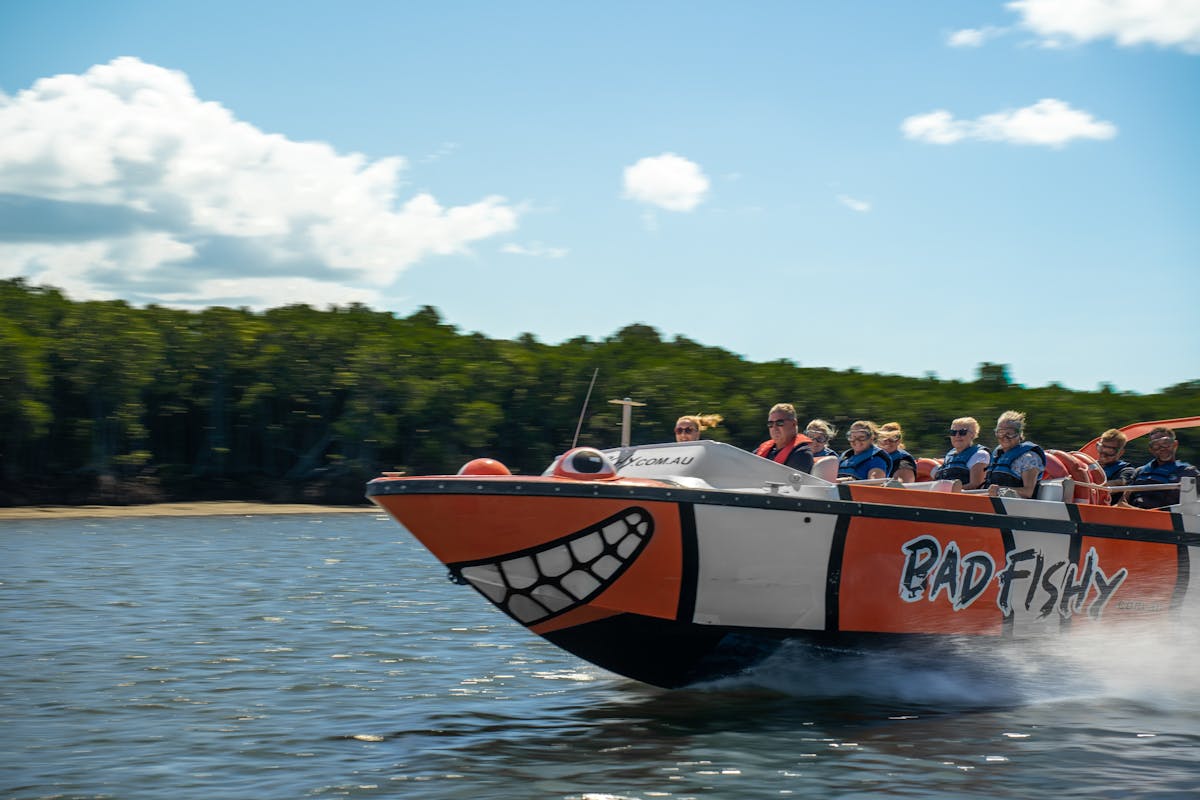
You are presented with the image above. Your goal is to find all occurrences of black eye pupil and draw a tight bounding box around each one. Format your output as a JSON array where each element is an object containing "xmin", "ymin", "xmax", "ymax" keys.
[{"xmin": 572, "ymin": 453, "xmax": 606, "ymax": 473}]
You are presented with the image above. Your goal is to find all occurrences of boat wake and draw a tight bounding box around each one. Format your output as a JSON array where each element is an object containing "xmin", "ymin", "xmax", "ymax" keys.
[{"xmin": 704, "ymin": 623, "xmax": 1200, "ymax": 711}]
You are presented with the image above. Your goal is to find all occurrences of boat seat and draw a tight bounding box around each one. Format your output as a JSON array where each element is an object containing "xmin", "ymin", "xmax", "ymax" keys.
[
  {"xmin": 901, "ymin": 479, "xmax": 959, "ymax": 493},
  {"xmin": 1034, "ymin": 481, "xmax": 1064, "ymax": 502},
  {"xmin": 811, "ymin": 455, "xmax": 838, "ymax": 484}
]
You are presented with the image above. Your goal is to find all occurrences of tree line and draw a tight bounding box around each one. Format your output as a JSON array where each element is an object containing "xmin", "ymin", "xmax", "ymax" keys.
[{"xmin": 1, "ymin": 277, "xmax": 1196, "ymax": 505}]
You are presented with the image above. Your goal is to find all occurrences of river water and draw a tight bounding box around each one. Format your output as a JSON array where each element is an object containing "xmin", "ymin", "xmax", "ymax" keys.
[{"xmin": 3, "ymin": 512, "xmax": 1198, "ymax": 799}]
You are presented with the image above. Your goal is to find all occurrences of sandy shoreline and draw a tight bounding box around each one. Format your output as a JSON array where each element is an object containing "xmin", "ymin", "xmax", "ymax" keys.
[{"xmin": 0, "ymin": 501, "xmax": 378, "ymax": 520}]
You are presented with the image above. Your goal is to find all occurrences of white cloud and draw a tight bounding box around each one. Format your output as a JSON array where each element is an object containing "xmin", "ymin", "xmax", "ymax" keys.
[
  {"xmin": 419, "ymin": 141, "xmax": 460, "ymax": 164},
  {"xmin": 902, "ymin": 99, "xmax": 1117, "ymax": 147},
  {"xmin": 947, "ymin": 26, "xmax": 1008, "ymax": 47},
  {"xmin": 1008, "ymin": 0, "xmax": 1200, "ymax": 53},
  {"xmin": 0, "ymin": 57, "xmax": 518, "ymax": 308},
  {"xmin": 901, "ymin": 110, "xmax": 973, "ymax": 144},
  {"xmin": 501, "ymin": 241, "xmax": 569, "ymax": 258},
  {"xmin": 159, "ymin": 277, "xmax": 381, "ymax": 309},
  {"xmin": 837, "ymin": 194, "xmax": 871, "ymax": 213},
  {"xmin": 622, "ymin": 153, "xmax": 710, "ymax": 212}
]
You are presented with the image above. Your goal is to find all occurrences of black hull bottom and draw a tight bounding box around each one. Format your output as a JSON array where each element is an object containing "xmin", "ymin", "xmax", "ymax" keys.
[
  {"xmin": 542, "ymin": 615, "xmax": 830, "ymax": 689},
  {"xmin": 542, "ymin": 615, "xmax": 1068, "ymax": 690}
]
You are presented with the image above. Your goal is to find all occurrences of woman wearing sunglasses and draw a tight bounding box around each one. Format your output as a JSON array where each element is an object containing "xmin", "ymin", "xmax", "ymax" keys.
[
  {"xmin": 674, "ymin": 414, "xmax": 723, "ymax": 443},
  {"xmin": 932, "ymin": 416, "xmax": 990, "ymax": 489},
  {"xmin": 837, "ymin": 420, "xmax": 889, "ymax": 481},
  {"xmin": 804, "ymin": 419, "xmax": 839, "ymax": 458},
  {"xmin": 877, "ymin": 422, "xmax": 917, "ymax": 483},
  {"xmin": 983, "ymin": 410, "xmax": 1045, "ymax": 499}
]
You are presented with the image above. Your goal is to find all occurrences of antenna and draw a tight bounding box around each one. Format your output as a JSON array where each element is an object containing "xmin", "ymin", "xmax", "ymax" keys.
[
  {"xmin": 607, "ymin": 397, "xmax": 646, "ymax": 447},
  {"xmin": 571, "ymin": 368, "xmax": 599, "ymax": 449}
]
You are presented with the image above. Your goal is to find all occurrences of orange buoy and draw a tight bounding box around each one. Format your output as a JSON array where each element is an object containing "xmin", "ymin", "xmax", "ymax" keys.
[
  {"xmin": 1047, "ymin": 449, "xmax": 1094, "ymax": 504},
  {"xmin": 1071, "ymin": 450, "xmax": 1111, "ymax": 505},
  {"xmin": 1042, "ymin": 451, "xmax": 1069, "ymax": 481},
  {"xmin": 457, "ymin": 458, "xmax": 512, "ymax": 476},
  {"xmin": 916, "ymin": 457, "xmax": 942, "ymax": 482}
]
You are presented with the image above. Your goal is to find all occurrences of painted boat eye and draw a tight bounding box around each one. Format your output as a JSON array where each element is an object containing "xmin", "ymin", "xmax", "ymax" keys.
[{"xmin": 553, "ymin": 447, "xmax": 618, "ymax": 481}]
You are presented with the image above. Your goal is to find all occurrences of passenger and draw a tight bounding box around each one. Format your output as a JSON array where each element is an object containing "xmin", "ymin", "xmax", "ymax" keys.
[
  {"xmin": 877, "ymin": 422, "xmax": 917, "ymax": 482},
  {"xmin": 984, "ymin": 410, "xmax": 1045, "ymax": 499},
  {"xmin": 804, "ymin": 419, "xmax": 839, "ymax": 458},
  {"xmin": 674, "ymin": 414, "xmax": 723, "ymax": 443},
  {"xmin": 837, "ymin": 420, "xmax": 889, "ymax": 481},
  {"xmin": 933, "ymin": 417, "xmax": 990, "ymax": 490},
  {"xmin": 1124, "ymin": 427, "xmax": 1200, "ymax": 510},
  {"xmin": 1095, "ymin": 428, "xmax": 1136, "ymax": 502},
  {"xmin": 754, "ymin": 403, "xmax": 815, "ymax": 473}
]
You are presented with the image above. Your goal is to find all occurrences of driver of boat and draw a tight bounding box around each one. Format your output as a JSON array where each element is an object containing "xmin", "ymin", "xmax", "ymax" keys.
[
  {"xmin": 984, "ymin": 410, "xmax": 1045, "ymax": 499},
  {"xmin": 1122, "ymin": 427, "xmax": 1200, "ymax": 510},
  {"xmin": 675, "ymin": 413, "xmax": 723, "ymax": 443},
  {"xmin": 933, "ymin": 417, "xmax": 990, "ymax": 490},
  {"xmin": 837, "ymin": 421, "xmax": 889, "ymax": 481},
  {"xmin": 754, "ymin": 403, "xmax": 815, "ymax": 473}
]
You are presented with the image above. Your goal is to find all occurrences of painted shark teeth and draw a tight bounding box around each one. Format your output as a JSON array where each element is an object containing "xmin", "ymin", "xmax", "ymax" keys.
[{"xmin": 449, "ymin": 507, "xmax": 654, "ymax": 625}]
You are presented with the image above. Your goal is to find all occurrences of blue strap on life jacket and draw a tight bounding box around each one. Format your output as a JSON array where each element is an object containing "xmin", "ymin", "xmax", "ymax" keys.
[
  {"xmin": 1102, "ymin": 459, "xmax": 1131, "ymax": 481},
  {"xmin": 885, "ymin": 448, "xmax": 916, "ymax": 478},
  {"xmin": 985, "ymin": 442, "xmax": 1045, "ymax": 488},
  {"xmin": 839, "ymin": 446, "xmax": 888, "ymax": 479},
  {"xmin": 935, "ymin": 444, "xmax": 981, "ymax": 482},
  {"xmin": 1131, "ymin": 459, "xmax": 1189, "ymax": 486}
]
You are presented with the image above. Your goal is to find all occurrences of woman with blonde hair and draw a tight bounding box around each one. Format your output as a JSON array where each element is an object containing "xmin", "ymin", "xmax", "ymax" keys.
[
  {"xmin": 837, "ymin": 420, "xmax": 889, "ymax": 481},
  {"xmin": 984, "ymin": 410, "xmax": 1045, "ymax": 499},
  {"xmin": 804, "ymin": 419, "xmax": 839, "ymax": 458},
  {"xmin": 674, "ymin": 413, "xmax": 723, "ymax": 442},
  {"xmin": 877, "ymin": 422, "xmax": 917, "ymax": 482},
  {"xmin": 933, "ymin": 416, "xmax": 990, "ymax": 489}
]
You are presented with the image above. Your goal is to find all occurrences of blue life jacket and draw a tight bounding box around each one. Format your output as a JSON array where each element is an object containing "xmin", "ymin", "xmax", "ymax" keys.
[
  {"xmin": 983, "ymin": 442, "xmax": 1045, "ymax": 489},
  {"xmin": 935, "ymin": 444, "xmax": 983, "ymax": 484},
  {"xmin": 883, "ymin": 448, "xmax": 916, "ymax": 478},
  {"xmin": 1129, "ymin": 459, "xmax": 1198, "ymax": 509},
  {"xmin": 1131, "ymin": 459, "xmax": 1190, "ymax": 485},
  {"xmin": 1102, "ymin": 459, "xmax": 1132, "ymax": 481},
  {"xmin": 838, "ymin": 446, "xmax": 890, "ymax": 480},
  {"xmin": 814, "ymin": 446, "xmax": 838, "ymax": 459}
]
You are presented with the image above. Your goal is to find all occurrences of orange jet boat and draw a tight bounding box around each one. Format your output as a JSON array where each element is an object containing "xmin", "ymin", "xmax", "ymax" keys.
[{"xmin": 367, "ymin": 418, "xmax": 1200, "ymax": 688}]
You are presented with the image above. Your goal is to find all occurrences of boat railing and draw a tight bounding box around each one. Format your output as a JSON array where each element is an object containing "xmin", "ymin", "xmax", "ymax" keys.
[{"xmin": 962, "ymin": 476, "xmax": 1198, "ymax": 514}]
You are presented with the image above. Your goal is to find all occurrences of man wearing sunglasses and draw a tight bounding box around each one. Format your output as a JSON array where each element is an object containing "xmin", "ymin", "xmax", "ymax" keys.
[
  {"xmin": 984, "ymin": 410, "xmax": 1045, "ymax": 499},
  {"xmin": 1124, "ymin": 428, "xmax": 1199, "ymax": 510},
  {"xmin": 754, "ymin": 403, "xmax": 815, "ymax": 473}
]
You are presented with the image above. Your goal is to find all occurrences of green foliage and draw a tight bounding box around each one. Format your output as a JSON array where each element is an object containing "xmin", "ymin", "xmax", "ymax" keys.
[{"xmin": 0, "ymin": 277, "xmax": 1197, "ymax": 503}]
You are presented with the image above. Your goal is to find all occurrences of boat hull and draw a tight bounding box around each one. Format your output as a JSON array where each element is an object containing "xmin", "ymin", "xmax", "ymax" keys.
[{"xmin": 368, "ymin": 475, "xmax": 1199, "ymax": 688}]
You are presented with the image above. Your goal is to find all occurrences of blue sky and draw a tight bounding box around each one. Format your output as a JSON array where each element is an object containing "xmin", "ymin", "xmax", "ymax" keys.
[{"xmin": 2, "ymin": 1, "xmax": 1198, "ymax": 394}]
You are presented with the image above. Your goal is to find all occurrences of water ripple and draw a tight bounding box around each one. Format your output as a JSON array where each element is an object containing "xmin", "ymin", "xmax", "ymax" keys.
[{"xmin": 4, "ymin": 514, "xmax": 1200, "ymax": 799}]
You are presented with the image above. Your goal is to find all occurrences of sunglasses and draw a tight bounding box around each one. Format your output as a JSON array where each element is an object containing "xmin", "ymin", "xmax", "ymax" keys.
[
  {"xmin": 675, "ymin": 426, "xmax": 696, "ymax": 434},
  {"xmin": 766, "ymin": 419, "xmax": 793, "ymax": 428},
  {"xmin": 948, "ymin": 428, "xmax": 970, "ymax": 437},
  {"xmin": 995, "ymin": 430, "xmax": 1020, "ymax": 441},
  {"xmin": 1148, "ymin": 438, "xmax": 1175, "ymax": 448},
  {"xmin": 847, "ymin": 434, "xmax": 871, "ymax": 443},
  {"xmin": 804, "ymin": 430, "xmax": 829, "ymax": 443},
  {"xmin": 1097, "ymin": 444, "xmax": 1120, "ymax": 455}
]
